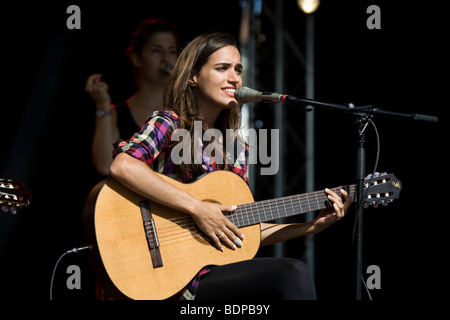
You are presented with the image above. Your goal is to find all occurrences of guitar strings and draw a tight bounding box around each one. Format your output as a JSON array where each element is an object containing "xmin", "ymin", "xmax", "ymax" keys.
[
  {"xmin": 150, "ymin": 186, "xmax": 358, "ymax": 247},
  {"xmin": 155, "ymin": 185, "xmax": 354, "ymax": 230},
  {"xmin": 158, "ymin": 180, "xmax": 390, "ymax": 235},
  {"xmin": 158, "ymin": 186, "xmax": 350, "ymax": 230},
  {"xmin": 146, "ymin": 180, "xmax": 391, "ymax": 248},
  {"xmin": 152, "ymin": 193, "xmax": 316, "ymax": 246},
  {"xmin": 109, "ymin": 180, "xmax": 383, "ymax": 250},
  {"xmin": 154, "ymin": 186, "xmax": 341, "ymax": 228},
  {"xmin": 146, "ymin": 221, "xmax": 206, "ymax": 247}
]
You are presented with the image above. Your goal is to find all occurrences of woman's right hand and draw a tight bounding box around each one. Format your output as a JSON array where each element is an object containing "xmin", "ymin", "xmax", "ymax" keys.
[
  {"xmin": 85, "ymin": 74, "xmax": 111, "ymax": 107},
  {"xmin": 190, "ymin": 200, "xmax": 244, "ymax": 252}
]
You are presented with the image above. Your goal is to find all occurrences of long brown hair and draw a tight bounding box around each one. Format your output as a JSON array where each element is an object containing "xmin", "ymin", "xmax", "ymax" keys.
[{"xmin": 163, "ymin": 32, "xmax": 243, "ymax": 182}]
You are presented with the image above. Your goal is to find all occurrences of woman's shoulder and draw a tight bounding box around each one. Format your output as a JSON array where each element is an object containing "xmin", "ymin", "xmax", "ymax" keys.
[
  {"xmin": 148, "ymin": 108, "xmax": 178, "ymax": 122},
  {"xmin": 144, "ymin": 109, "xmax": 179, "ymax": 132}
]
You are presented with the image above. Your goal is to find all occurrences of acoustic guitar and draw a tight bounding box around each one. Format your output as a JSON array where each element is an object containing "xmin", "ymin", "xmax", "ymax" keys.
[
  {"xmin": 0, "ymin": 179, "xmax": 32, "ymax": 213},
  {"xmin": 83, "ymin": 170, "xmax": 401, "ymax": 300}
]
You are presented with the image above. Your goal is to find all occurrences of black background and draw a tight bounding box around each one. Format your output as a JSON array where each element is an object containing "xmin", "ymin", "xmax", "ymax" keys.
[{"xmin": 0, "ymin": 0, "xmax": 445, "ymax": 307}]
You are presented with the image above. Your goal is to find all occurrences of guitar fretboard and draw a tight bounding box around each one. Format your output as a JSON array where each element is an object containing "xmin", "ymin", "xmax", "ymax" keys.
[{"xmin": 228, "ymin": 185, "xmax": 356, "ymax": 227}]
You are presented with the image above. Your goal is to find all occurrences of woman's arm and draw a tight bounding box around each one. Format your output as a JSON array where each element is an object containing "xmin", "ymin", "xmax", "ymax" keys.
[
  {"xmin": 260, "ymin": 222, "xmax": 314, "ymax": 247},
  {"xmin": 91, "ymin": 108, "xmax": 119, "ymax": 175},
  {"xmin": 109, "ymin": 153, "xmax": 244, "ymax": 251},
  {"xmin": 86, "ymin": 74, "xmax": 119, "ymax": 176}
]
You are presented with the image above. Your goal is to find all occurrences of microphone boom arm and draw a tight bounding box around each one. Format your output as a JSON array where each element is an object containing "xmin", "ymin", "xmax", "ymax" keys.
[{"xmin": 288, "ymin": 96, "xmax": 438, "ymax": 123}]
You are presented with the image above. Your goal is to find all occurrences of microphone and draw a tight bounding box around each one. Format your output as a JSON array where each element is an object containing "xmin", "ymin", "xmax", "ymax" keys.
[
  {"xmin": 163, "ymin": 64, "xmax": 174, "ymax": 75},
  {"xmin": 234, "ymin": 87, "xmax": 296, "ymax": 104}
]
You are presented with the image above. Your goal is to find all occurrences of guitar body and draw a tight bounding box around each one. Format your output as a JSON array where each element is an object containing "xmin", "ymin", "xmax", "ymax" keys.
[
  {"xmin": 83, "ymin": 171, "xmax": 260, "ymax": 300},
  {"xmin": 83, "ymin": 169, "xmax": 401, "ymax": 300}
]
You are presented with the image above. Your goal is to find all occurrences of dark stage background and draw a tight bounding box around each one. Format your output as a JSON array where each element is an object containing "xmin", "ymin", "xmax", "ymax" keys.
[{"xmin": 0, "ymin": 0, "xmax": 445, "ymax": 305}]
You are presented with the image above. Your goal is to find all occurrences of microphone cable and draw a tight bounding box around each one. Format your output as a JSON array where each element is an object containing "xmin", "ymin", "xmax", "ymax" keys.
[{"xmin": 49, "ymin": 246, "xmax": 90, "ymax": 300}]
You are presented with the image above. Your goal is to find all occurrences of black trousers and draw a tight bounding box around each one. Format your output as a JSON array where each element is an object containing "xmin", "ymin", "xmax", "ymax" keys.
[{"xmin": 195, "ymin": 257, "xmax": 316, "ymax": 300}]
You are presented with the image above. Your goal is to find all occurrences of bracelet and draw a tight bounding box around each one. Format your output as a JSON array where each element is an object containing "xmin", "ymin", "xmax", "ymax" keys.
[{"xmin": 96, "ymin": 110, "xmax": 112, "ymax": 118}]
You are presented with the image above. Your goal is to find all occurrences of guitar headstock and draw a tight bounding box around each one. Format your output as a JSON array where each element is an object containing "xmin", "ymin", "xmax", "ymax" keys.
[
  {"xmin": 363, "ymin": 172, "xmax": 401, "ymax": 208},
  {"xmin": 0, "ymin": 179, "xmax": 32, "ymax": 213}
]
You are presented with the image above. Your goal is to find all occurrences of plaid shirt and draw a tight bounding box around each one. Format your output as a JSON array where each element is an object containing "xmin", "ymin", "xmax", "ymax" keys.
[{"xmin": 113, "ymin": 109, "xmax": 249, "ymax": 299}]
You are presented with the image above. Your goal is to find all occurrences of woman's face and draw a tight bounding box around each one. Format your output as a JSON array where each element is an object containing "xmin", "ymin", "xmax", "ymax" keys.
[
  {"xmin": 133, "ymin": 31, "xmax": 178, "ymax": 84},
  {"xmin": 192, "ymin": 45, "xmax": 243, "ymax": 116}
]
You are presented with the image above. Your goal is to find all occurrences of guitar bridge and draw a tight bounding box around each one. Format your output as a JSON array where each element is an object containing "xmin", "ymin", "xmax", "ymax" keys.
[{"xmin": 139, "ymin": 200, "xmax": 163, "ymax": 269}]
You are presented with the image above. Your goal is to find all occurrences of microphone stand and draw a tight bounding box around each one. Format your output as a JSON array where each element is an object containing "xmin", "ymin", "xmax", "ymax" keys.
[{"xmin": 285, "ymin": 95, "xmax": 438, "ymax": 299}]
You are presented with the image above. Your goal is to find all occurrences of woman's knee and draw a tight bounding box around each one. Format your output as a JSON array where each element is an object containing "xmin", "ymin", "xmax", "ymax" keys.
[
  {"xmin": 277, "ymin": 258, "xmax": 316, "ymax": 300},
  {"xmin": 279, "ymin": 258, "xmax": 309, "ymax": 276}
]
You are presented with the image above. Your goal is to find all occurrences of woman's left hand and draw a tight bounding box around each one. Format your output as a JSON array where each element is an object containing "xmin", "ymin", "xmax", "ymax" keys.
[{"xmin": 313, "ymin": 188, "xmax": 352, "ymax": 234}]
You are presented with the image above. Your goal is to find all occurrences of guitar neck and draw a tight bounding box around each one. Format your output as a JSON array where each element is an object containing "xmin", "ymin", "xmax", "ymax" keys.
[{"xmin": 229, "ymin": 185, "xmax": 356, "ymax": 227}]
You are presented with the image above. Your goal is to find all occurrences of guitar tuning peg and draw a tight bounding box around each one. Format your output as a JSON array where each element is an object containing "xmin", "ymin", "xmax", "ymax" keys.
[
  {"xmin": 365, "ymin": 173, "xmax": 372, "ymax": 179},
  {"xmin": 374, "ymin": 172, "xmax": 380, "ymax": 177},
  {"xmin": 372, "ymin": 202, "xmax": 379, "ymax": 208}
]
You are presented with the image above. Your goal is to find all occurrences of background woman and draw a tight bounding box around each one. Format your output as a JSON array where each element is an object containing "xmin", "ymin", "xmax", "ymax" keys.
[{"xmin": 85, "ymin": 19, "xmax": 179, "ymax": 176}]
